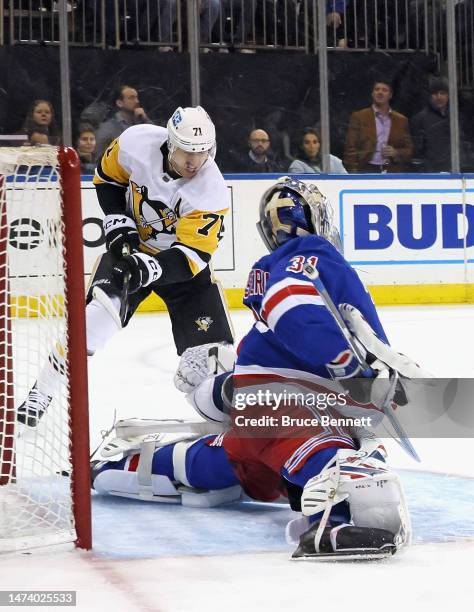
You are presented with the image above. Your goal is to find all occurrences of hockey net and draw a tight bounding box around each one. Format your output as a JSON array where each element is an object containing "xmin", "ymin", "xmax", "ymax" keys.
[{"xmin": 0, "ymin": 146, "xmax": 91, "ymax": 552}]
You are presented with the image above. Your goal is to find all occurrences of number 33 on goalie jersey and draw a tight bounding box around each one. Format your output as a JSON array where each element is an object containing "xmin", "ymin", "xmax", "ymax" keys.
[{"xmin": 93, "ymin": 123, "xmax": 230, "ymax": 276}]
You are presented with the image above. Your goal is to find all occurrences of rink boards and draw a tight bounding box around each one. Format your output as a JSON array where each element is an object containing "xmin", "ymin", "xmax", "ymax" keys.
[{"xmin": 7, "ymin": 173, "xmax": 474, "ymax": 309}]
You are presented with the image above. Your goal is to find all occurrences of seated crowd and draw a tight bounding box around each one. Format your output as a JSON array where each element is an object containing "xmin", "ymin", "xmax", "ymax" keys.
[
  {"xmin": 13, "ymin": 76, "xmax": 471, "ymax": 175},
  {"xmin": 4, "ymin": 0, "xmax": 444, "ymax": 53}
]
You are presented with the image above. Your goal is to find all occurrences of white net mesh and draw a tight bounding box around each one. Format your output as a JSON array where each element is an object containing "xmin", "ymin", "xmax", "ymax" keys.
[{"xmin": 0, "ymin": 146, "xmax": 77, "ymax": 552}]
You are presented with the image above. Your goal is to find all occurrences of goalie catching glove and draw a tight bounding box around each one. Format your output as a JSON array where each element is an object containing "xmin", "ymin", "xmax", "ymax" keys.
[
  {"xmin": 113, "ymin": 253, "xmax": 162, "ymax": 293},
  {"xmin": 103, "ymin": 214, "xmax": 140, "ymax": 258}
]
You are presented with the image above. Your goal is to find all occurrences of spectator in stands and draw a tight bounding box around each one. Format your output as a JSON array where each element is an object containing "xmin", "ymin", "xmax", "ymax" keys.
[
  {"xmin": 343, "ymin": 79, "xmax": 413, "ymax": 173},
  {"xmin": 288, "ymin": 127, "xmax": 347, "ymax": 174},
  {"xmin": 410, "ymin": 77, "xmax": 454, "ymax": 173},
  {"xmin": 158, "ymin": 0, "xmax": 221, "ymax": 52},
  {"xmin": 76, "ymin": 123, "xmax": 97, "ymax": 174},
  {"xmin": 21, "ymin": 100, "xmax": 61, "ymax": 146},
  {"xmin": 326, "ymin": 1, "xmax": 351, "ymax": 48},
  {"xmin": 232, "ymin": 129, "xmax": 284, "ymax": 172},
  {"xmin": 95, "ymin": 85, "xmax": 153, "ymax": 157},
  {"xmin": 29, "ymin": 129, "xmax": 50, "ymax": 146}
]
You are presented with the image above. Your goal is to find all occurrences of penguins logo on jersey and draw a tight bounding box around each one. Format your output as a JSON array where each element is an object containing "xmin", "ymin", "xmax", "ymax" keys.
[
  {"xmin": 130, "ymin": 181, "xmax": 177, "ymax": 242},
  {"xmin": 195, "ymin": 316, "xmax": 214, "ymax": 332}
]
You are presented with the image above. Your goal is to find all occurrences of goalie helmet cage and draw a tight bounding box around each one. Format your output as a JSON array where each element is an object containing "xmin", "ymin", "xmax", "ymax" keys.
[{"xmin": 0, "ymin": 146, "xmax": 91, "ymax": 552}]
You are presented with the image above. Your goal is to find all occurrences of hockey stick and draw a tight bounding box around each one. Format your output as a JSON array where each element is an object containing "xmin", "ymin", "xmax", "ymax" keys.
[
  {"xmin": 119, "ymin": 243, "xmax": 131, "ymax": 326},
  {"xmin": 302, "ymin": 262, "xmax": 420, "ymax": 462}
]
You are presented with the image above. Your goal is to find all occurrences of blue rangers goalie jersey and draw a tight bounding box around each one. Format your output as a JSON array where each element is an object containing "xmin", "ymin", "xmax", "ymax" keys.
[{"xmin": 239, "ymin": 235, "xmax": 389, "ymax": 379}]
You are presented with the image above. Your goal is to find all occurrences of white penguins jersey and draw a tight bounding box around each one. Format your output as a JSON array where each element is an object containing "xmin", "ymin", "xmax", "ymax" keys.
[{"xmin": 93, "ymin": 124, "xmax": 229, "ymax": 276}]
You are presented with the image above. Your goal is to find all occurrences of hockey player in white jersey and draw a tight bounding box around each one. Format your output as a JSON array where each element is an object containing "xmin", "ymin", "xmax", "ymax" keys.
[
  {"xmin": 18, "ymin": 106, "xmax": 234, "ymax": 426},
  {"xmin": 90, "ymin": 177, "xmax": 427, "ymax": 560}
]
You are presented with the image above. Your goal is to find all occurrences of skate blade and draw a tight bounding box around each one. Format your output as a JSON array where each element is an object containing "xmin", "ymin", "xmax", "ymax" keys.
[{"xmin": 291, "ymin": 546, "xmax": 397, "ymax": 562}]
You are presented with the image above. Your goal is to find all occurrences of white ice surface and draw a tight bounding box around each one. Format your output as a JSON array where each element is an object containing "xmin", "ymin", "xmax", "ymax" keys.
[{"xmin": 1, "ymin": 305, "xmax": 474, "ymax": 611}]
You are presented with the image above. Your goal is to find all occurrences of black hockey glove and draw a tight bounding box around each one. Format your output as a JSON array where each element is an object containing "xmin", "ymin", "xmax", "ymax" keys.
[
  {"xmin": 103, "ymin": 214, "xmax": 140, "ymax": 258},
  {"xmin": 112, "ymin": 253, "xmax": 162, "ymax": 293}
]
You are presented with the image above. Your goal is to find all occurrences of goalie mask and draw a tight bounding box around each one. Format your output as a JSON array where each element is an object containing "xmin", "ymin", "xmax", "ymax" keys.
[
  {"xmin": 167, "ymin": 106, "xmax": 216, "ymax": 159},
  {"xmin": 257, "ymin": 177, "xmax": 342, "ymax": 252}
]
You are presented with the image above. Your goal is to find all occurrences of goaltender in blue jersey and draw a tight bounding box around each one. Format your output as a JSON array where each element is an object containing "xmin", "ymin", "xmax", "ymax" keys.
[{"xmin": 92, "ymin": 177, "xmax": 430, "ymax": 560}]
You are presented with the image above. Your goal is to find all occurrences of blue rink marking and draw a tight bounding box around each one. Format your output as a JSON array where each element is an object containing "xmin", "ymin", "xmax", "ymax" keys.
[{"xmin": 92, "ymin": 471, "xmax": 474, "ymax": 559}]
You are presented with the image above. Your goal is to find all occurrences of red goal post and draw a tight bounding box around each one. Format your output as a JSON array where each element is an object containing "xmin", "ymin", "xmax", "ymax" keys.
[{"xmin": 0, "ymin": 146, "xmax": 91, "ymax": 551}]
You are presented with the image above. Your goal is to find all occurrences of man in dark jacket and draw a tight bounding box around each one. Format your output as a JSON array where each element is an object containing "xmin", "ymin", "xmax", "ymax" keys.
[
  {"xmin": 231, "ymin": 129, "xmax": 284, "ymax": 173},
  {"xmin": 410, "ymin": 78, "xmax": 452, "ymax": 172}
]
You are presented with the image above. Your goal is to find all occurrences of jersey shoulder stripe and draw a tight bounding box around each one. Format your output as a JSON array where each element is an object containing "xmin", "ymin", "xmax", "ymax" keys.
[{"xmin": 261, "ymin": 278, "xmax": 323, "ymax": 329}]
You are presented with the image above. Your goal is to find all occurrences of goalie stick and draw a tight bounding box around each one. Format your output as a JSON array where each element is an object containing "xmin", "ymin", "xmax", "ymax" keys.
[{"xmin": 302, "ymin": 262, "xmax": 420, "ymax": 462}]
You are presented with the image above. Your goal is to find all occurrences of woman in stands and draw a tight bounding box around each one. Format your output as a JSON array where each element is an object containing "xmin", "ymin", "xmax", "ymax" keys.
[
  {"xmin": 288, "ymin": 127, "xmax": 347, "ymax": 174},
  {"xmin": 21, "ymin": 99, "xmax": 61, "ymax": 146}
]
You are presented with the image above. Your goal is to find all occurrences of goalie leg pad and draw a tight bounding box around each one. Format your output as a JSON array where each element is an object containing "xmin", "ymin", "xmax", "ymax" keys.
[
  {"xmin": 92, "ymin": 457, "xmax": 181, "ymax": 504},
  {"xmin": 107, "ymin": 418, "xmax": 226, "ymax": 450},
  {"xmin": 94, "ymin": 434, "xmax": 242, "ymax": 506}
]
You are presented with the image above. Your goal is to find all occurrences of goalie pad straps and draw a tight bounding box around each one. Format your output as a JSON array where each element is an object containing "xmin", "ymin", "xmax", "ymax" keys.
[
  {"xmin": 172, "ymin": 440, "xmax": 195, "ymax": 487},
  {"xmin": 136, "ymin": 439, "xmax": 156, "ymax": 495},
  {"xmin": 300, "ymin": 458, "xmax": 344, "ymax": 554},
  {"xmin": 171, "ymin": 439, "xmax": 243, "ymax": 507},
  {"xmin": 314, "ymin": 488, "xmax": 338, "ymax": 554}
]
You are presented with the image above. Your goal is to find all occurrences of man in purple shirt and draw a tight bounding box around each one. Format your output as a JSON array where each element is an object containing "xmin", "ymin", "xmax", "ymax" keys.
[{"xmin": 343, "ymin": 79, "xmax": 413, "ymax": 173}]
